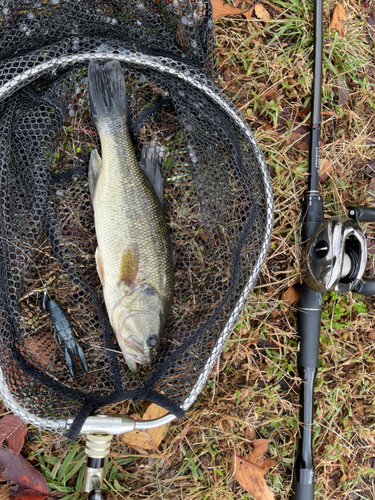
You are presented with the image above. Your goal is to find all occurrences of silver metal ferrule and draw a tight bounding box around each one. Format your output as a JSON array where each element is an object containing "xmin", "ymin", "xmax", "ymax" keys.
[
  {"xmin": 84, "ymin": 433, "xmax": 112, "ymax": 494},
  {"xmin": 84, "ymin": 468, "xmax": 104, "ymax": 494}
]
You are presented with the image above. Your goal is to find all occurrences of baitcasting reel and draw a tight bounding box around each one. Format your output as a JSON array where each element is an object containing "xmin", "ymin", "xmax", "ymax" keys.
[{"xmin": 301, "ymin": 207, "xmax": 375, "ymax": 296}]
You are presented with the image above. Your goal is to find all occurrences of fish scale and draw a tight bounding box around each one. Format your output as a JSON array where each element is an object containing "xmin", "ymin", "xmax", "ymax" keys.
[
  {"xmin": 96, "ymin": 131, "xmax": 170, "ymax": 306},
  {"xmin": 88, "ymin": 60, "xmax": 174, "ymax": 372}
]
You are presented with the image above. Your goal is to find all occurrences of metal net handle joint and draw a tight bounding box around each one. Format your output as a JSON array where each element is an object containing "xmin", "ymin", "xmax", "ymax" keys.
[{"xmin": 78, "ymin": 413, "xmax": 176, "ymax": 435}]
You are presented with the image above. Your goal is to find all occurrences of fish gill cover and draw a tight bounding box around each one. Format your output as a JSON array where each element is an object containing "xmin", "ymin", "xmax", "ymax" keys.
[{"xmin": 0, "ymin": 0, "xmax": 272, "ymax": 439}]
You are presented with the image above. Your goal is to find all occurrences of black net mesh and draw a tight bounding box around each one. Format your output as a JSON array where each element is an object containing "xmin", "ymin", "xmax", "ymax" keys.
[{"xmin": 0, "ymin": 0, "xmax": 272, "ymax": 439}]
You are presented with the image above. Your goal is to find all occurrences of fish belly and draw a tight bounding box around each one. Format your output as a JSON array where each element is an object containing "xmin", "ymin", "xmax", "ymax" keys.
[{"xmin": 94, "ymin": 131, "xmax": 173, "ymax": 323}]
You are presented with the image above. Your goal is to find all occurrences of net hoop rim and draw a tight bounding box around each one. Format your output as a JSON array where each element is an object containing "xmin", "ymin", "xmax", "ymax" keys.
[{"xmin": 0, "ymin": 47, "xmax": 273, "ymax": 433}]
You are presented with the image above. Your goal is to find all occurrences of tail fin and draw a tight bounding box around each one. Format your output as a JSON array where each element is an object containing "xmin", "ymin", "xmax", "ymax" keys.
[{"xmin": 88, "ymin": 60, "xmax": 128, "ymax": 126}]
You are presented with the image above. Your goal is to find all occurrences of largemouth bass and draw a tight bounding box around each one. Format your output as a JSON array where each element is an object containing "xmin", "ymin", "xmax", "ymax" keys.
[{"xmin": 88, "ymin": 60, "xmax": 174, "ymax": 372}]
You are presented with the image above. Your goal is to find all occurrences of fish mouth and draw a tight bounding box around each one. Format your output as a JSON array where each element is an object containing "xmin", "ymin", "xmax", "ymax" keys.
[{"xmin": 120, "ymin": 336, "xmax": 151, "ymax": 372}]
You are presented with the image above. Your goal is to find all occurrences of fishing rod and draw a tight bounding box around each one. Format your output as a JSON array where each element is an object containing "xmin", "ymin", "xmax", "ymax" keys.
[{"xmin": 291, "ymin": 0, "xmax": 375, "ymax": 498}]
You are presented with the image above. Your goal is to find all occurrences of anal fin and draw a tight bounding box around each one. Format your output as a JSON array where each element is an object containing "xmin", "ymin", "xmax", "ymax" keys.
[{"xmin": 95, "ymin": 247, "xmax": 105, "ymax": 286}]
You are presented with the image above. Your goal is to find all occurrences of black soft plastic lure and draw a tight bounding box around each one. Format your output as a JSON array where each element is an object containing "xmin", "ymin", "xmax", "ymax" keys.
[{"xmin": 42, "ymin": 293, "xmax": 88, "ymax": 378}]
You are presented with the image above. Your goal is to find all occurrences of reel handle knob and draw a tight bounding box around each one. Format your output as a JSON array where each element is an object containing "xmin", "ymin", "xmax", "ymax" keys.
[
  {"xmin": 349, "ymin": 207, "xmax": 375, "ymax": 223},
  {"xmin": 353, "ymin": 279, "xmax": 375, "ymax": 296}
]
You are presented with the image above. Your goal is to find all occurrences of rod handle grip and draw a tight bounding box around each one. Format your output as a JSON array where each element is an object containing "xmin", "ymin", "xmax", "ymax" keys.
[
  {"xmin": 291, "ymin": 481, "xmax": 314, "ymax": 500},
  {"xmin": 297, "ymin": 284, "xmax": 322, "ymax": 369},
  {"xmin": 350, "ymin": 206, "xmax": 375, "ymax": 223}
]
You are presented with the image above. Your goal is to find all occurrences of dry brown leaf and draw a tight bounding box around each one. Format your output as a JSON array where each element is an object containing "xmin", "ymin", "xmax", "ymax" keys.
[
  {"xmin": 243, "ymin": 6, "xmax": 254, "ymax": 19},
  {"xmin": 364, "ymin": 161, "xmax": 375, "ymax": 178},
  {"xmin": 244, "ymin": 428, "xmax": 257, "ymax": 441},
  {"xmin": 0, "ymin": 448, "xmax": 49, "ymax": 500},
  {"xmin": 367, "ymin": 238, "xmax": 375, "ymax": 255},
  {"xmin": 130, "ymin": 444, "xmax": 150, "ymax": 455},
  {"xmin": 368, "ymin": 331, "xmax": 375, "ymax": 341},
  {"xmin": 0, "ymin": 484, "xmax": 9, "ymax": 500},
  {"xmin": 367, "ymin": 177, "xmax": 375, "ymax": 197},
  {"xmin": 288, "ymin": 126, "xmax": 310, "ymax": 151},
  {"xmin": 338, "ymin": 84, "xmax": 349, "ymax": 106},
  {"xmin": 367, "ymin": 14, "xmax": 375, "ymax": 41},
  {"xmin": 264, "ymin": 85, "xmax": 278, "ymax": 99},
  {"xmin": 231, "ymin": 440, "xmax": 275, "ymax": 500},
  {"xmin": 320, "ymin": 159, "xmax": 332, "ymax": 182},
  {"xmin": 211, "ymin": 0, "xmax": 249, "ymax": 20},
  {"xmin": 283, "ymin": 286, "xmax": 299, "ymax": 306},
  {"xmin": 249, "ymin": 439, "xmax": 271, "ymax": 462},
  {"xmin": 119, "ymin": 404, "xmax": 169, "ymax": 451},
  {"xmin": 258, "ymin": 84, "xmax": 278, "ymax": 102},
  {"xmin": 270, "ymin": 309, "xmax": 280, "ymax": 319},
  {"xmin": 222, "ymin": 67, "xmax": 232, "ymax": 82},
  {"xmin": 254, "ymin": 3, "xmax": 270, "ymax": 20},
  {"xmin": 330, "ymin": 2, "xmax": 347, "ymax": 37}
]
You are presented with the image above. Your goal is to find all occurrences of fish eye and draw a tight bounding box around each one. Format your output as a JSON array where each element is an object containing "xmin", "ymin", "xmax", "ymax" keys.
[{"xmin": 147, "ymin": 334, "xmax": 158, "ymax": 348}]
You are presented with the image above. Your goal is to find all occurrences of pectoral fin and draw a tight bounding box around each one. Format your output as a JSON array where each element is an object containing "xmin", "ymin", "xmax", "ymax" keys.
[
  {"xmin": 95, "ymin": 247, "xmax": 105, "ymax": 286},
  {"xmin": 119, "ymin": 244, "xmax": 140, "ymax": 287},
  {"xmin": 89, "ymin": 149, "xmax": 102, "ymax": 207}
]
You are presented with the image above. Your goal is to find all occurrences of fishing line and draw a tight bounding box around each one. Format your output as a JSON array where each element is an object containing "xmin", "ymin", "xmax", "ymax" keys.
[{"xmin": 79, "ymin": 338, "xmax": 122, "ymax": 355}]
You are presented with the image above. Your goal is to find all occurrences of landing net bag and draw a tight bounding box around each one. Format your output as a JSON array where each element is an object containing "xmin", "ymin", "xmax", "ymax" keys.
[{"xmin": 0, "ymin": 0, "xmax": 273, "ymax": 439}]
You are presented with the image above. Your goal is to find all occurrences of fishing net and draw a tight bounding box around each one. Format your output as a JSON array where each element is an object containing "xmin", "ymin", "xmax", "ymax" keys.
[{"xmin": 0, "ymin": 0, "xmax": 273, "ymax": 439}]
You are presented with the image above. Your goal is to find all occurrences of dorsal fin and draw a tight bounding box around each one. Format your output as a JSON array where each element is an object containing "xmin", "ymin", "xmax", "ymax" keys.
[
  {"xmin": 118, "ymin": 244, "xmax": 140, "ymax": 287},
  {"xmin": 139, "ymin": 141, "xmax": 164, "ymax": 207}
]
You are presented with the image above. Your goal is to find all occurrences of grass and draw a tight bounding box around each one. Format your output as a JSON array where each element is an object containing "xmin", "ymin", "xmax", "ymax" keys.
[
  {"xmin": 212, "ymin": 0, "xmax": 375, "ymax": 497},
  {"xmin": 8, "ymin": 0, "xmax": 375, "ymax": 498}
]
